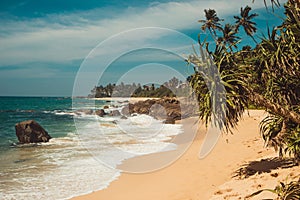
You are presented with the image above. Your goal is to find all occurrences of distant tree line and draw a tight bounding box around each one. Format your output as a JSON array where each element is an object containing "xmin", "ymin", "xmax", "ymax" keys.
[{"xmin": 88, "ymin": 77, "xmax": 189, "ymax": 98}]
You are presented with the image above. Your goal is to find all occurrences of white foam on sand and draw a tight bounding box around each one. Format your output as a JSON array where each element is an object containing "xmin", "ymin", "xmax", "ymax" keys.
[
  {"xmin": 75, "ymin": 113, "xmax": 182, "ymax": 167},
  {"xmin": 0, "ymin": 132, "xmax": 121, "ymax": 200}
]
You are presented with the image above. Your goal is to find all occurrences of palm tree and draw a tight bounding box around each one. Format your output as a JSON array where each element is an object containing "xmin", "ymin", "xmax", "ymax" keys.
[
  {"xmin": 234, "ymin": 6, "xmax": 258, "ymax": 41},
  {"xmin": 189, "ymin": 1, "xmax": 300, "ymax": 161},
  {"xmin": 198, "ymin": 9, "xmax": 223, "ymax": 36},
  {"xmin": 217, "ymin": 23, "xmax": 240, "ymax": 49}
]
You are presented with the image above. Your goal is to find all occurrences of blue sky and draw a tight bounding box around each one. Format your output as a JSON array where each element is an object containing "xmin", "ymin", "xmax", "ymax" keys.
[{"xmin": 0, "ymin": 0, "xmax": 286, "ymax": 96}]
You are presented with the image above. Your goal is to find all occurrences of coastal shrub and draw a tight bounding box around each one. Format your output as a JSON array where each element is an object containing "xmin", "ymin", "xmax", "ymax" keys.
[
  {"xmin": 188, "ymin": 0, "xmax": 300, "ymax": 161},
  {"xmin": 246, "ymin": 178, "xmax": 300, "ymax": 200}
]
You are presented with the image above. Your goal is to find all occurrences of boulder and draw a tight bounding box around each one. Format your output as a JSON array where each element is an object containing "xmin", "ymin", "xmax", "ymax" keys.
[
  {"xmin": 109, "ymin": 110, "xmax": 121, "ymax": 116},
  {"xmin": 167, "ymin": 109, "xmax": 181, "ymax": 121},
  {"xmin": 83, "ymin": 109, "xmax": 93, "ymax": 115},
  {"xmin": 149, "ymin": 104, "xmax": 167, "ymax": 120},
  {"xmin": 163, "ymin": 117, "xmax": 175, "ymax": 124},
  {"xmin": 76, "ymin": 109, "xmax": 93, "ymax": 115},
  {"xmin": 120, "ymin": 115, "xmax": 128, "ymax": 119},
  {"xmin": 95, "ymin": 109, "xmax": 106, "ymax": 117},
  {"xmin": 139, "ymin": 107, "xmax": 150, "ymax": 114},
  {"xmin": 15, "ymin": 120, "xmax": 51, "ymax": 143},
  {"xmin": 121, "ymin": 104, "xmax": 133, "ymax": 116}
]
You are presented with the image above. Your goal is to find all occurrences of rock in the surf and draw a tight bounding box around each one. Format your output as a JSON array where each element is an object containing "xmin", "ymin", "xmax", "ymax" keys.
[
  {"xmin": 76, "ymin": 109, "xmax": 93, "ymax": 115},
  {"xmin": 120, "ymin": 115, "xmax": 128, "ymax": 119},
  {"xmin": 163, "ymin": 117, "xmax": 175, "ymax": 124},
  {"xmin": 109, "ymin": 110, "xmax": 121, "ymax": 116},
  {"xmin": 121, "ymin": 98, "xmax": 183, "ymax": 122},
  {"xmin": 95, "ymin": 109, "xmax": 106, "ymax": 117},
  {"xmin": 15, "ymin": 120, "xmax": 51, "ymax": 143}
]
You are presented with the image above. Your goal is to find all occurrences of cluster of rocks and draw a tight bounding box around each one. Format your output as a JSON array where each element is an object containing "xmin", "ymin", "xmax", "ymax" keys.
[
  {"xmin": 15, "ymin": 98, "xmax": 196, "ymax": 143},
  {"xmin": 95, "ymin": 109, "xmax": 121, "ymax": 117},
  {"xmin": 14, "ymin": 106, "xmax": 122, "ymax": 144},
  {"xmin": 76, "ymin": 98, "xmax": 195, "ymax": 124},
  {"xmin": 121, "ymin": 98, "xmax": 196, "ymax": 124},
  {"xmin": 76, "ymin": 108, "xmax": 122, "ymax": 117}
]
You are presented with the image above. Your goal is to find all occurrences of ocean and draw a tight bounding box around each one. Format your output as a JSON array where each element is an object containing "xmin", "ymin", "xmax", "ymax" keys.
[{"xmin": 0, "ymin": 97, "xmax": 182, "ymax": 199}]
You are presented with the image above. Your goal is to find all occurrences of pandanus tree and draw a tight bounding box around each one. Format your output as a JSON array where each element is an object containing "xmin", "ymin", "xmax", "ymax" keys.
[
  {"xmin": 256, "ymin": 0, "xmax": 300, "ymax": 161},
  {"xmin": 188, "ymin": 0, "xmax": 300, "ymax": 162}
]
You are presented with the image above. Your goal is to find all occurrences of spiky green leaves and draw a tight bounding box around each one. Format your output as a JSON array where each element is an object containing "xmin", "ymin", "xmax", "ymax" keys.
[{"xmin": 246, "ymin": 178, "xmax": 300, "ymax": 200}]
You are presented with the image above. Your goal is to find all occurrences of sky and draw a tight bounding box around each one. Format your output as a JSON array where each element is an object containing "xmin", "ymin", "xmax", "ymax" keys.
[{"xmin": 0, "ymin": 0, "xmax": 286, "ymax": 96}]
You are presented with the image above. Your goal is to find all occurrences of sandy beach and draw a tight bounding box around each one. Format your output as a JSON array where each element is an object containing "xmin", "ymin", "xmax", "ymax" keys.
[{"xmin": 73, "ymin": 110, "xmax": 299, "ymax": 200}]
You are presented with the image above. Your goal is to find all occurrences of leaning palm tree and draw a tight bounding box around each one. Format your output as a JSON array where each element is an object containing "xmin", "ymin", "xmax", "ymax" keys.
[
  {"xmin": 198, "ymin": 9, "xmax": 223, "ymax": 36},
  {"xmin": 234, "ymin": 6, "xmax": 258, "ymax": 41}
]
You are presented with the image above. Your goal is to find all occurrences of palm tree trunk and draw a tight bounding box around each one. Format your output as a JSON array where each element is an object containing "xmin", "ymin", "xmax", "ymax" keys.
[{"xmin": 249, "ymin": 92, "xmax": 300, "ymax": 124}]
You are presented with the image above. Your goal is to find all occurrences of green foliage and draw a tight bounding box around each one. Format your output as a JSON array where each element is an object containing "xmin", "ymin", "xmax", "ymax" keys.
[
  {"xmin": 217, "ymin": 23, "xmax": 240, "ymax": 49},
  {"xmin": 188, "ymin": 4, "xmax": 258, "ymax": 132},
  {"xmin": 190, "ymin": 0, "xmax": 300, "ymax": 161},
  {"xmin": 246, "ymin": 178, "xmax": 300, "ymax": 200},
  {"xmin": 89, "ymin": 77, "xmax": 189, "ymax": 98},
  {"xmin": 187, "ymin": 43, "xmax": 249, "ymax": 132},
  {"xmin": 260, "ymin": 115, "xmax": 284, "ymax": 144},
  {"xmin": 284, "ymin": 125, "xmax": 300, "ymax": 162},
  {"xmin": 234, "ymin": 5, "xmax": 258, "ymax": 41},
  {"xmin": 254, "ymin": 0, "xmax": 300, "ymax": 160},
  {"xmin": 198, "ymin": 9, "xmax": 223, "ymax": 36}
]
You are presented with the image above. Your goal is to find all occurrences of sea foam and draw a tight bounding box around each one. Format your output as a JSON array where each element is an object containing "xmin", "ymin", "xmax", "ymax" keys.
[{"xmin": 0, "ymin": 99, "xmax": 183, "ymax": 200}]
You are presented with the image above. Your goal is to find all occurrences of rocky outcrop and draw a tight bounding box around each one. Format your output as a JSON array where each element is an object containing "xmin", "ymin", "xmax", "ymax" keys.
[
  {"xmin": 95, "ymin": 109, "xmax": 106, "ymax": 117},
  {"xmin": 76, "ymin": 109, "xmax": 93, "ymax": 115},
  {"xmin": 15, "ymin": 120, "xmax": 51, "ymax": 143},
  {"xmin": 163, "ymin": 117, "xmax": 176, "ymax": 124},
  {"xmin": 121, "ymin": 98, "xmax": 196, "ymax": 124}
]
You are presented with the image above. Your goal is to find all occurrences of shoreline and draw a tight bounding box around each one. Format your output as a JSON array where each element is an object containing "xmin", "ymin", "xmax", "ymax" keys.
[
  {"xmin": 92, "ymin": 97, "xmax": 161, "ymax": 103},
  {"xmin": 72, "ymin": 110, "xmax": 300, "ymax": 200}
]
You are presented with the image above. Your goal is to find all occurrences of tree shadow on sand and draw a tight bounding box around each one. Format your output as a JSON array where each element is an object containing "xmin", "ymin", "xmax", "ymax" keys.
[{"xmin": 233, "ymin": 157, "xmax": 298, "ymax": 179}]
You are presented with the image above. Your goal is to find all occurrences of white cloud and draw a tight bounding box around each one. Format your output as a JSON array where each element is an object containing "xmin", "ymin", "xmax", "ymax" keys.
[{"xmin": 0, "ymin": 0, "xmax": 280, "ymax": 66}]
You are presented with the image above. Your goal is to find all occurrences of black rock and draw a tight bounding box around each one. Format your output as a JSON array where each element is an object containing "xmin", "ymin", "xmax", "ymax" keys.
[
  {"xmin": 15, "ymin": 120, "xmax": 51, "ymax": 143},
  {"xmin": 109, "ymin": 110, "xmax": 121, "ymax": 116},
  {"xmin": 120, "ymin": 115, "xmax": 128, "ymax": 119},
  {"xmin": 163, "ymin": 117, "xmax": 175, "ymax": 124},
  {"xmin": 95, "ymin": 109, "xmax": 106, "ymax": 117}
]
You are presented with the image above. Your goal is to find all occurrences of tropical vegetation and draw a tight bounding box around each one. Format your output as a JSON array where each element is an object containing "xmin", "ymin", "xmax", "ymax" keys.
[
  {"xmin": 187, "ymin": 0, "xmax": 300, "ymax": 163},
  {"xmin": 246, "ymin": 178, "xmax": 300, "ymax": 199},
  {"xmin": 89, "ymin": 77, "xmax": 189, "ymax": 98}
]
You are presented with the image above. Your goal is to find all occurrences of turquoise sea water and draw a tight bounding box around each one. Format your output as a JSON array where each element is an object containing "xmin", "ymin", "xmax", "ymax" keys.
[
  {"xmin": 0, "ymin": 97, "xmax": 182, "ymax": 199},
  {"xmin": 0, "ymin": 97, "xmax": 74, "ymax": 150}
]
